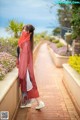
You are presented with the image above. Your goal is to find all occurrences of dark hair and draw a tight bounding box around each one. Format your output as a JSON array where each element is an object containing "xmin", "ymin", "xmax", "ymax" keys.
[
  {"xmin": 17, "ymin": 46, "xmax": 20, "ymax": 58},
  {"xmin": 25, "ymin": 24, "xmax": 35, "ymax": 51}
]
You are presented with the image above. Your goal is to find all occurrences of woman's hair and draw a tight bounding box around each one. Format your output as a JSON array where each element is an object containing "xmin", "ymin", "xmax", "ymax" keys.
[
  {"xmin": 17, "ymin": 46, "xmax": 20, "ymax": 58},
  {"xmin": 23, "ymin": 24, "xmax": 35, "ymax": 51}
]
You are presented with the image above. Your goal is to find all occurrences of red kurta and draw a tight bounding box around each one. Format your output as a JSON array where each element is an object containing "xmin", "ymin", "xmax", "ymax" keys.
[{"xmin": 18, "ymin": 31, "xmax": 39, "ymax": 99}]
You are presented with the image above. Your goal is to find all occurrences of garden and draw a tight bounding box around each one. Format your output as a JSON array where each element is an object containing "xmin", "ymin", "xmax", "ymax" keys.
[
  {"xmin": 48, "ymin": 3, "xmax": 80, "ymax": 70},
  {"xmin": 0, "ymin": 37, "xmax": 18, "ymax": 80},
  {"xmin": 47, "ymin": 3, "xmax": 80, "ymax": 114}
]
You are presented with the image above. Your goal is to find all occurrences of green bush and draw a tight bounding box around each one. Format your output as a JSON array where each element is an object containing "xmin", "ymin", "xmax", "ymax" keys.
[
  {"xmin": 49, "ymin": 37, "xmax": 56, "ymax": 42},
  {"xmin": 34, "ymin": 33, "xmax": 51, "ymax": 46},
  {"xmin": 0, "ymin": 37, "xmax": 18, "ymax": 56},
  {"xmin": 52, "ymin": 39, "xmax": 59, "ymax": 43},
  {"xmin": 8, "ymin": 37, "xmax": 18, "ymax": 47},
  {"xmin": 56, "ymin": 42, "xmax": 64, "ymax": 48},
  {"xmin": 0, "ymin": 52, "xmax": 16, "ymax": 80},
  {"xmin": 45, "ymin": 36, "xmax": 51, "ymax": 40},
  {"xmin": 69, "ymin": 55, "xmax": 80, "ymax": 74}
]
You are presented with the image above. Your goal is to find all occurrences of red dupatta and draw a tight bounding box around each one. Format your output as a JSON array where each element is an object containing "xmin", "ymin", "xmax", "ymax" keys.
[{"xmin": 18, "ymin": 31, "xmax": 30, "ymax": 48}]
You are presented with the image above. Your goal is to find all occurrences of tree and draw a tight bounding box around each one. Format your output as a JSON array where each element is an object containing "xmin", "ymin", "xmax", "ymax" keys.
[
  {"xmin": 52, "ymin": 27, "xmax": 61, "ymax": 35},
  {"xmin": 57, "ymin": 4, "xmax": 72, "ymax": 28},
  {"xmin": 71, "ymin": 4, "xmax": 80, "ymax": 40},
  {"xmin": 65, "ymin": 1, "xmax": 80, "ymax": 54},
  {"xmin": 6, "ymin": 20, "xmax": 23, "ymax": 38},
  {"xmin": 65, "ymin": 0, "xmax": 80, "ymax": 40}
]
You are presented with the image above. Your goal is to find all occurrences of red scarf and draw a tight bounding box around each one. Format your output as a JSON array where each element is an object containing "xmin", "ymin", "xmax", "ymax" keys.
[{"xmin": 18, "ymin": 31, "xmax": 30, "ymax": 47}]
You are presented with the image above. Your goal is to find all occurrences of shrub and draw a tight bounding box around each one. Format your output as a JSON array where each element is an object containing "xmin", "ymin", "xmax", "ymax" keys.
[
  {"xmin": 52, "ymin": 39, "xmax": 59, "ymax": 43},
  {"xmin": 45, "ymin": 36, "xmax": 51, "ymax": 40},
  {"xmin": 0, "ymin": 52, "xmax": 16, "ymax": 80},
  {"xmin": 56, "ymin": 42, "xmax": 64, "ymax": 48},
  {"xmin": 0, "ymin": 37, "xmax": 18, "ymax": 56},
  {"xmin": 69, "ymin": 55, "xmax": 80, "ymax": 74},
  {"xmin": 8, "ymin": 37, "xmax": 18, "ymax": 47},
  {"xmin": 0, "ymin": 64, "xmax": 5, "ymax": 80},
  {"xmin": 52, "ymin": 27, "xmax": 61, "ymax": 36},
  {"xmin": 50, "ymin": 43, "xmax": 68, "ymax": 56},
  {"xmin": 49, "ymin": 36, "xmax": 56, "ymax": 42}
]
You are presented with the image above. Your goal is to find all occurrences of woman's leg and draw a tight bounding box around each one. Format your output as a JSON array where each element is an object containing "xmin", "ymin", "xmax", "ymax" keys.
[
  {"xmin": 35, "ymin": 98, "xmax": 45, "ymax": 110},
  {"xmin": 35, "ymin": 98, "xmax": 41, "ymax": 105},
  {"xmin": 21, "ymin": 92, "xmax": 27, "ymax": 104},
  {"xmin": 20, "ymin": 92, "xmax": 32, "ymax": 108}
]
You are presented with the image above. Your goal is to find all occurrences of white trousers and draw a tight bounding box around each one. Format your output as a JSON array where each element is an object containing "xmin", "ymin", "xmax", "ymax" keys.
[{"xmin": 26, "ymin": 69, "xmax": 33, "ymax": 91}]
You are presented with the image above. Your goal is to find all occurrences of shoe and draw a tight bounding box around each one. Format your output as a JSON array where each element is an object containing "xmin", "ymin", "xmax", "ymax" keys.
[
  {"xmin": 20, "ymin": 103, "xmax": 32, "ymax": 108},
  {"xmin": 35, "ymin": 101, "xmax": 45, "ymax": 110},
  {"xmin": 31, "ymin": 99, "xmax": 36, "ymax": 103}
]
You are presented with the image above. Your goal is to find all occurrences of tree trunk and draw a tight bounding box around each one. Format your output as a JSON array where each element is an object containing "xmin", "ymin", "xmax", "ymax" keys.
[
  {"xmin": 14, "ymin": 33, "xmax": 18, "ymax": 38},
  {"xmin": 72, "ymin": 40, "xmax": 80, "ymax": 55}
]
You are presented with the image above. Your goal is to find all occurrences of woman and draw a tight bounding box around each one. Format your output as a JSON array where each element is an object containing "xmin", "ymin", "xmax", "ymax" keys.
[{"xmin": 16, "ymin": 24, "xmax": 45, "ymax": 109}]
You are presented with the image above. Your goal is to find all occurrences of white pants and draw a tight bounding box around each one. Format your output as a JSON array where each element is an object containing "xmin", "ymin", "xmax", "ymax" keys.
[{"xmin": 26, "ymin": 69, "xmax": 33, "ymax": 91}]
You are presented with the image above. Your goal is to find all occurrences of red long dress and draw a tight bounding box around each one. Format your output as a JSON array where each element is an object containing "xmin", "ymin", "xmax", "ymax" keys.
[{"xmin": 18, "ymin": 31, "xmax": 39, "ymax": 99}]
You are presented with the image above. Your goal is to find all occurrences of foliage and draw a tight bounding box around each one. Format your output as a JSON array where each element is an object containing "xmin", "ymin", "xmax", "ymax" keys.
[
  {"xmin": 34, "ymin": 32, "xmax": 50, "ymax": 46},
  {"xmin": 71, "ymin": 6, "xmax": 80, "ymax": 40},
  {"xmin": 0, "ymin": 37, "xmax": 18, "ymax": 56},
  {"xmin": 8, "ymin": 37, "xmax": 18, "ymax": 47},
  {"xmin": 52, "ymin": 27, "xmax": 61, "ymax": 36},
  {"xmin": 0, "ymin": 52, "xmax": 16, "ymax": 80},
  {"xmin": 6, "ymin": 20, "xmax": 23, "ymax": 38},
  {"xmin": 64, "ymin": 1, "xmax": 80, "ymax": 40},
  {"xmin": 52, "ymin": 39, "xmax": 59, "ymax": 43},
  {"xmin": 49, "ymin": 37, "xmax": 56, "ymax": 42},
  {"xmin": 57, "ymin": 4, "xmax": 72, "ymax": 27},
  {"xmin": 50, "ymin": 39, "xmax": 64, "ymax": 48},
  {"xmin": 39, "ymin": 31, "xmax": 47, "ymax": 38},
  {"xmin": 69, "ymin": 55, "xmax": 80, "ymax": 74},
  {"xmin": 65, "ymin": 1, "xmax": 80, "ymax": 55},
  {"xmin": 56, "ymin": 42, "xmax": 64, "ymax": 48},
  {"xmin": 49, "ymin": 41, "xmax": 69, "ymax": 56}
]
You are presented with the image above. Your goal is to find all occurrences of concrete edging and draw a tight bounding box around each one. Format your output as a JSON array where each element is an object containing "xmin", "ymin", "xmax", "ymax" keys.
[
  {"xmin": 48, "ymin": 45, "xmax": 69, "ymax": 67},
  {"xmin": 63, "ymin": 64, "xmax": 80, "ymax": 116},
  {"xmin": 0, "ymin": 68, "xmax": 20, "ymax": 120}
]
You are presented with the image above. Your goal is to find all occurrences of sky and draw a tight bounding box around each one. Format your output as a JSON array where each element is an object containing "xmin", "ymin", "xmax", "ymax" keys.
[{"xmin": 0, "ymin": 0, "xmax": 60, "ymax": 37}]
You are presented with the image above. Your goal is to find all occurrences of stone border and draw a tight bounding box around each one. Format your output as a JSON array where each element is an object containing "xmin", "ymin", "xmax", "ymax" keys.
[
  {"xmin": 0, "ymin": 68, "xmax": 20, "ymax": 120},
  {"xmin": 48, "ymin": 45, "xmax": 69, "ymax": 67},
  {"xmin": 0, "ymin": 68, "xmax": 18, "ymax": 102},
  {"xmin": 63, "ymin": 64, "xmax": 80, "ymax": 116}
]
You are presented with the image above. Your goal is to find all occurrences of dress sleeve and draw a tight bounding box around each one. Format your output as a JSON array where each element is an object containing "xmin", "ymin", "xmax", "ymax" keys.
[{"xmin": 18, "ymin": 43, "xmax": 28, "ymax": 80}]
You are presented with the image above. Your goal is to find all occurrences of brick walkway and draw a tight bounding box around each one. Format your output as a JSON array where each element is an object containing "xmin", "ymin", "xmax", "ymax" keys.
[{"xmin": 15, "ymin": 43, "xmax": 80, "ymax": 120}]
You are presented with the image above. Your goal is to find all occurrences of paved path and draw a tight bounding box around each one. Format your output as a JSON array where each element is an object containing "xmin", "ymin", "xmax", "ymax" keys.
[{"xmin": 15, "ymin": 43, "xmax": 80, "ymax": 120}]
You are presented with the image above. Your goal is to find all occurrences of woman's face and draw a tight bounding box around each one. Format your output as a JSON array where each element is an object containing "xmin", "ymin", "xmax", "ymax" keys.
[{"xmin": 24, "ymin": 26, "xmax": 26, "ymax": 30}]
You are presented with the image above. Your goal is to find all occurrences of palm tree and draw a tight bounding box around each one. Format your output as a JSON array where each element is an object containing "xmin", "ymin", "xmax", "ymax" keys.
[{"xmin": 6, "ymin": 20, "xmax": 23, "ymax": 38}]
